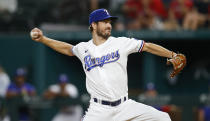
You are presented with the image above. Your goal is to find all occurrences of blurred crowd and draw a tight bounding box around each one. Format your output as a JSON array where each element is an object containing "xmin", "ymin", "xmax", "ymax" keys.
[
  {"xmin": 0, "ymin": 0, "xmax": 210, "ymax": 32},
  {"xmin": 0, "ymin": 64, "xmax": 210, "ymax": 121},
  {"xmin": 0, "ymin": 65, "xmax": 83, "ymax": 121},
  {"xmin": 121, "ymin": 0, "xmax": 210, "ymax": 30}
]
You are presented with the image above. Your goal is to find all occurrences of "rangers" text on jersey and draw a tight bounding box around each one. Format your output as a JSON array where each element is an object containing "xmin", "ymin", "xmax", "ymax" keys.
[{"xmin": 84, "ymin": 50, "xmax": 120, "ymax": 71}]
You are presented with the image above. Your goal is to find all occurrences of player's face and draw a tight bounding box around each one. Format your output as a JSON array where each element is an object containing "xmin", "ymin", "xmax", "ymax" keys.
[
  {"xmin": 15, "ymin": 76, "xmax": 25, "ymax": 86},
  {"xmin": 96, "ymin": 19, "xmax": 112, "ymax": 39}
]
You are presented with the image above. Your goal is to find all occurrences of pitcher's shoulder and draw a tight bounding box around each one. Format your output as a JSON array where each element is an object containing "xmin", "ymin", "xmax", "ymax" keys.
[
  {"xmin": 75, "ymin": 41, "xmax": 91, "ymax": 47},
  {"xmin": 111, "ymin": 36, "xmax": 130, "ymax": 42}
]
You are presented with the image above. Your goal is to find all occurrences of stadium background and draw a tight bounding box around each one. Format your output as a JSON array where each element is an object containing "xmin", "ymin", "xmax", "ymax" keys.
[{"xmin": 0, "ymin": 0, "xmax": 210, "ymax": 121}]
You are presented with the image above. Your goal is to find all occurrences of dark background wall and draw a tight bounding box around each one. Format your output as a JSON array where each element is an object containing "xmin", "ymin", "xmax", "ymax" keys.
[
  {"xmin": 1, "ymin": 31, "xmax": 210, "ymax": 121},
  {"xmin": 1, "ymin": 31, "xmax": 210, "ymax": 95}
]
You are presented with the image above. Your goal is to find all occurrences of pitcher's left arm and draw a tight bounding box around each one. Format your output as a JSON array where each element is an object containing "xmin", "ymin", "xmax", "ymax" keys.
[
  {"xmin": 142, "ymin": 42, "xmax": 175, "ymax": 58},
  {"xmin": 142, "ymin": 42, "xmax": 186, "ymax": 78}
]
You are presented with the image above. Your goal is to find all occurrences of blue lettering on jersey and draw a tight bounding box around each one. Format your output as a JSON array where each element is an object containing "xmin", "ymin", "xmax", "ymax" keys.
[{"xmin": 84, "ymin": 50, "xmax": 120, "ymax": 71}]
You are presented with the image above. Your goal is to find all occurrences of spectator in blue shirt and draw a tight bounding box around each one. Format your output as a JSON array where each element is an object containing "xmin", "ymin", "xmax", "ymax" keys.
[
  {"xmin": 6, "ymin": 67, "xmax": 36, "ymax": 121},
  {"xmin": 6, "ymin": 68, "xmax": 36, "ymax": 98},
  {"xmin": 198, "ymin": 106, "xmax": 210, "ymax": 121}
]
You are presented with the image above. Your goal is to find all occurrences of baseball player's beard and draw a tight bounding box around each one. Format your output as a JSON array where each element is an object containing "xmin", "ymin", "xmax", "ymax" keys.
[{"xmin": 96, "ymin": 28, "xmax": 111, "ymax": 40}]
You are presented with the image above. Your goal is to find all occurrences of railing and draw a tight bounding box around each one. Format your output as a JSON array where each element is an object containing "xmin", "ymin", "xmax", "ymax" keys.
[{"xmin": 1, "ymin": 94, "xmax": 210, "ymax": 121}]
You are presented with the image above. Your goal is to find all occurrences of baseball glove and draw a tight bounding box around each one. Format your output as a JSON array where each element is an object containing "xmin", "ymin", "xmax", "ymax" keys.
[{"xmin": 167, "ymin": 53, "xmax": 186, "ymax": 78}]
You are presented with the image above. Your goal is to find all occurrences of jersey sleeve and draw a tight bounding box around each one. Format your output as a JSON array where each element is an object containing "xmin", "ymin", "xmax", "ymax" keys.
[
  {"xmin": 26, "ymin": 84, "xmax": 36, "ymax": 93},
  {"xmin": 49, "ymin": 85, "xmax": 60, "ymax": 93},
  {"xmin": 120, "ymin": 37, "xmax": 145, "ymax": 55},
  {"xmin": 66, "ymin": 84, "xmax": 78, "ymax": 98},
  {"xmin": 71, "ymin": 42, "xmax": 84, "ymax": 61},
  {"xmin": 7, "ymin": 83, "xmax": 16, "ymax": 92}
]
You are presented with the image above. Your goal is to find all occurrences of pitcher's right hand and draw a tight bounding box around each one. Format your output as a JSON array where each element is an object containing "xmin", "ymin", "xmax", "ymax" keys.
[{"xmin": 30, "ymin": 28, "xmax": 43, "ymax": 42}]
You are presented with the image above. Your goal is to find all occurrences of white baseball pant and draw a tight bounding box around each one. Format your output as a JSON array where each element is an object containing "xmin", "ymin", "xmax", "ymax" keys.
[{"xmin": 82, "ymin": 99, "xmax": 171, "ymax": 121}]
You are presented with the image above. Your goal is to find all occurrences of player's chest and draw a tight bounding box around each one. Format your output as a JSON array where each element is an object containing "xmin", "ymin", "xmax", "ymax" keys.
[
  {"xmin": 83, "ymin": 42, "xmax": 122, "ymax": 57},
  {"xmin": 82, "ymin": 46, "xmax": 122, "ymax": 71}
]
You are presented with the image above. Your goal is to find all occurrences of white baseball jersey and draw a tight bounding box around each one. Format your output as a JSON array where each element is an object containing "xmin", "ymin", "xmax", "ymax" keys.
[
  {"xmin": 72, "ymin": 36, "xmax": 144, "ymax": 101},
  {"xmin": 49, "ymin": 83, "xmax": 83, "ymax": 121},
  {"xmin": 0, "ymin": 72, "xmax": 10, "ymax": 97},
  {"xmin": 49, "ymin": 83, "xmax": 78, "ymax": 98}
]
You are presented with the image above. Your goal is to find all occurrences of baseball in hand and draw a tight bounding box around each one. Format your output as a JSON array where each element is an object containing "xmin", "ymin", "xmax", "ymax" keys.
[{"xmin": 30, "ymin": 31, "xmax": 39, "ymax": 39}]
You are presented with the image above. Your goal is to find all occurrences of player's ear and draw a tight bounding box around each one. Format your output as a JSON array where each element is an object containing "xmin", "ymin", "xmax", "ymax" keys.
[{"xmin": 92, "ymin": 22, "xmax": 97, "ymax": 30}]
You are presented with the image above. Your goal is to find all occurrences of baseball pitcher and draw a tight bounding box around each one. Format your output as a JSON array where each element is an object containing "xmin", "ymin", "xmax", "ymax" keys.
[{"xmin": 30, "ymin": 9, "xmax": 186, "ymax": 121}]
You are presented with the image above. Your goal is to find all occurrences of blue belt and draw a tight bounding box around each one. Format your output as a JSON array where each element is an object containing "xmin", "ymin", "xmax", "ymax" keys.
[{"xmin": 93, "ymin": 96, "xmax": 128, "ymax": 107}]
